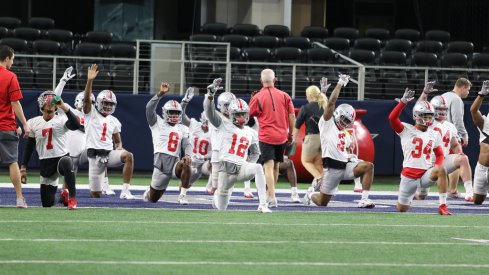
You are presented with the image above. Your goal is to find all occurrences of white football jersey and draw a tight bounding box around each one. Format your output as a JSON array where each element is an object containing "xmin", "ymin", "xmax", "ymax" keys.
[
  {"xmin": 64, "ymin": 106, "xmax": 87, "ymax": 157},
  {"xmin": 210, "ymin": 112, "xmax": 229, "ymax": 152},
  {"xmin": 149, "ymin": 115, "xmax": 189, "ymax": 157},
  {"xmin": 398, "ymin": 123, "xmax": 442, "ymax": 170},
  {"xmin": 27, "ymin": 115, "xmax": 69, "ymax": 159},
  {"xmin": 318, "ymin": 116, "xmax": 351, "ymax": 162},
  {"xmin": 217, "ymin": 118, "xmax": 257, "ymax": 165},
  {"xmin": 189, "ymin": 118, "xmax": 211, "ymax": 163},
  {"xmin": 431, "ymin": 120, "xmax": 458, "ymax": 156},
  {"xmin": 478, "ymin": 115, "xmax": 489, "ymax": 143},
  {"xmin": 84, "ymin": 109, "xmax": 121, "ymax": 150}
]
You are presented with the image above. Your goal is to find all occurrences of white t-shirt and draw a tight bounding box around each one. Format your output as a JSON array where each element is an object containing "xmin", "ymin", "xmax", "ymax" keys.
[
  {"xmin": 84, "ymin": 109, "xmax": 121, "ymax": 150},
  {"xmin": 149, "ymin": 115, "xmax": 189, "ymax": 157},
  {"xmin": 189, "ymin": 118, "xmax": 211, "ymax": 163},
  {"xmin": 27, "ymin": 115, "xmax": 69, "ymax": 159},
  {"xmin": 398, "ymin": 123, "xmax": 442, "ymax": 170},
  {"xmin": 217, "ymin": 118, "xmax": 257, "ymax": 165},
  {"xmin": 318, "ymin": 116, "xmax": 351, "ymax": 162}
]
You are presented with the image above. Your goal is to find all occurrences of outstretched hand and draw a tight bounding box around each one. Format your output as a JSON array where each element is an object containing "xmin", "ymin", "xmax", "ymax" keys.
[
  {"xmin": 61, "ymin": 66, "xmax": 76, "ymax": 82},
  {"xmin": 320, "ymin": 77, "xmax": 331, "ymax": 92},
  {"xmin": 182, "ymin": 87, "xmax": 195, "ymax": 103},
  {"xmin": 478, "ymin": 80, "xmax": 489, "ymax": 96},
  {"xmin": 423, "ymin": 81, "xmax": 437, "ymax": 94},
  {"xmin": 401, "ymin": 88, "xmax": 415, "ymax": 104},
  {"xmin": 87, "ymin": 64, "xmax": 99, "ymax": 80},
  {"xmin": 337, "ymin": 74, "xmax": 350, "ymax": 87},
  {"xmin": 207, "ymin": 78, "xmax": 223, "ymax": 96},
  {"xmin": 158, "ymin": 82, "xmax": 171, "ymax": 97}
]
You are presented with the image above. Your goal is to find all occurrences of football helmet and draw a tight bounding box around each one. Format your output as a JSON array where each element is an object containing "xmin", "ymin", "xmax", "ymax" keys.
[
  {"xmin": 333, "ymin": 104, "xmax": 355, "ymax": 129},
  {"xmin": 228, "ymin": 98, "xmax": 250, "ymax": 126},
  {"xmin": 413, "ymin": 101, "xmax": 435, "ymax": 126},
  {"xmin": 162, "ymin": 100, "xmax": 183, "ymax": 124},
  {"xmin": 96, "ymin": 90, "xmax": 117, "ymax": 116},
  {"xmin": 74, "ymin": 92, "xmax": 95, "ymax": 109},
  {"xmin": 217, "ymin": 92, "xmax": 236, "ymax": 115},
  {"xmin": 200, "ymin": 112, "xmax": 209, "ymax": 132},
  {"xmin": 430, "ymin": 96, "xmax": 448, "ymax": 120},
  {"xmin": 37, "ymin": 90, "xmax": 56, "ymax": 110}
]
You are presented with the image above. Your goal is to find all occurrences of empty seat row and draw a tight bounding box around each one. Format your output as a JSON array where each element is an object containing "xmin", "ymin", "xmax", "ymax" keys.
[
  {"xmin": 0, "ymin": 17, "xmax": 55, "ymax": 30},
  {"xmin": 191, "ymin": 34, "xmax": 312, "ymax": 49}
]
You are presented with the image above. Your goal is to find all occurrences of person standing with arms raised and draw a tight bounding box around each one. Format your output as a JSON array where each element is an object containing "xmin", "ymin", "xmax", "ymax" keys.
[
  {"xmin": 249, "ymin": 69, "xmax": 296, "ymax": 207},
  {"xmin": 0, "ymin": 45, "xmax": 29, "ymax": 208}
]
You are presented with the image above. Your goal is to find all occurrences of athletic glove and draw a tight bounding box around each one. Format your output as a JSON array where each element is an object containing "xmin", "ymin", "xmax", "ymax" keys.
[
  {"xmin": 207, "ymin": 78, "xmax": 223, "ymax": 96},
  {"xmin": 320, "ymin": 77, "xmax": 331, "ymax": 93},
  {"xmin": 182, "ymin": 87, "xmax": 195, "ymax": 103},
  {"xmin": 478, "ymin": 80, "xmax": 489, "ymax": 96},
  {"xmin": 337, "ymin": 74, "xmax": 350, "ymax": 87},
  {"xmin": 61, "ymin": 66, "xmax": 76, "ymax": 82},
  {"xmin": 423, "ymin": 81, "xmax": 437, "ymax": 94},
  {"xmin": 401, "ymin": 88, "xmax": 415, "ymax": 104}
]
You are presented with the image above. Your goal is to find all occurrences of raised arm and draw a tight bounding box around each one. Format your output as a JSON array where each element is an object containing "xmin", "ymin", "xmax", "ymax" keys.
[
  {"xmin": 204, "ymin": 78, "xmax": 223, "ymax": 128},
  {"xmin": 83, "ymin": 64, "xmax": 99, "ymax": 114},
  {"xmin": 389, "ymin": 88, "xmax": 415, "ymax": 134},
  {"xmin": 54, "ymin": 66, "xmax": 76, "ymax": 96},
  {"xmin": 180, "ymin": 87, "xmax": 195, "ymax": 127},
  {"xmin": 470, "ymin": 80, "xmax": 489, "ymax": 131},
  {"xmin": 146, "ymin": 82, "xmax": 170, "ymax": 127},
  {"xmin": 323, "ymin": 74, "xmax": 350, "ymax": 121},
  {"xmin": 55, "ymin": 98, "xmax": 81, "ymax": 130}
]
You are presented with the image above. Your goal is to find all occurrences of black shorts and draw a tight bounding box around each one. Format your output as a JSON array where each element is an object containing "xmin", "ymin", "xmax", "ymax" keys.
[
  {"xmin": 258, "ymin": 142, "xmax": 285, "ymax": 163},
  {"xmin": 40, "ymin": 154, "xmax": 69, "ymax": 178},
  {"xmin": 0, "ymin": 131, "xmax": 19, "ymax": 164}
]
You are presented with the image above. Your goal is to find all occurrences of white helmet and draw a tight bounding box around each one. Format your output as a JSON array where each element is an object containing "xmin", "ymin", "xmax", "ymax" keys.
[
  {"xmin": 429, "ymin": 96, "xmax": 448, "ymax": 121},
  {"xmin": 228, "ymin": 98, "xmax": 250, "ymax": 126},
  {"xmin": 37, "ymin": 90, "xmax": 56, "ymax": 111},
  {"xmin": 333, "ymin": 104, "xmax": 355, "ymax": 129},
  {"xmin": 162, "ymin": 100, "xmax": 183, "ymax": 124},
  {"xmin": 217, "ymin": 92, "xmax": 236, "ymax": 115},
  {"xmin": 96, "ymin": 90, "xmax": 117, "ymax": 115},
  {"xmin": 413, "ymin": 101, "xmax": 435, "ymax": 126},
  {"xmin": 74, "ymin": 92, "xmax": 95, "ymax": 109}
]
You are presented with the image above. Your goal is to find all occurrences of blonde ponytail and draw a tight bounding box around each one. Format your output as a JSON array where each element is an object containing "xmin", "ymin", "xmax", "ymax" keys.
[{"xmin": 306, "ymin": 85, "xmax": 328, "ymax": 109}]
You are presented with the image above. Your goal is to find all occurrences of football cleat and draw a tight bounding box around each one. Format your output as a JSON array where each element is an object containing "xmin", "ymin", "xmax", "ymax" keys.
[
  {"xmin": 257, "ymin": 203, "xmax": 272, "ymax": 213},
  {"xmin": 290, "ymin": 191, "xmax": 301, "ymax": 203},
  {"xmin": 16, "ymin": 197, "xmax": 27, "ymax": 208},
  {"xmin": 120, "ymin": 190, "xmax": 135, "ymax": 200},
  {"xmin": 178, "ymin": 194, "xmax": 189, "ymax": 205},
  {"xmin": 438, "ymin": 204, "xmax": 451, "ymax": 215},
  {"xmin": 67, "ymin": 198, "xmax": 77, "ymax": 210},
  {"xmin": 59, "ymin": 189, "xmax": 69, "ymax": 206},
  {"xmin": 102, "ymin": 187, "xmax": 116, "ymax": 196},
  {"xmin": 464, "ymin": 195, "xmax": 473, "ymax": 202},
  {"xmin": 243, "ymin": 188, "xmax": 254, "ymax": 199},
  {"xmin": 357, "ymin": 198, "xmax": 375, "ymax": 208},
  {"xmin": 267, "ymin": 197, "xmax": 278, "ymax": 208},
  {"xmin": 303, "ymin": 187, "xmax": 313, "ymax": 206}
]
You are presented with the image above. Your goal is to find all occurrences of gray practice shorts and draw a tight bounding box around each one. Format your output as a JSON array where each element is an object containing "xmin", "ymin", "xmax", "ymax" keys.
[
  {"xmin": 320, "ymin": 162, "xmax": 358, "ymax": 195},
  {"xmin": 0, "ymin": 131, "xmax": 19, "ymax": 164},
  {"xmin": 398, "ymin": 168, "xmax": 436, "ymax": 206},
  {"xmin": 474, "ymin": 162, "xmax": 489, "ymax": 195}
]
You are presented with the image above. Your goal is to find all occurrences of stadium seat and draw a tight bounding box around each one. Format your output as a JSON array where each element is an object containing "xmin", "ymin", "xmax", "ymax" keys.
[
  {"xmin": 349, "ymin": 49, "xmax": 376, "ymax": 65},
  {"xmin": 200, "ymin": 22, "xmax": 228, "ymax": 36},
  {"xmin": 394, "ymin": 28, "xmax": 421, "ymax": 43},
  {"xmin": 440, "ymin": 52, "xmax": 468, "ymax": 81},
  {"xmin": 264, "ymin": 25, "xmax": 290, "ymax": 38},
  {"xmin": 252, "ymin": 35, "xmax": 280, "ymax": 49},
  {"xmin": 28, "ymin": 17, "xmax": 55, "ymax": 30},
  {"xmin": 221, "ymin": 34, "xmax": 249, "ymax": 48},
  {"xmin": 32, "ymin": 40, "xmax": 61, "ymax": 89},
  {"xmin": 415, "ymin": 40, "xmax": 443, "ymax": 55},
  {"xmin": 323, "ymin": 37, "xmax": 350, "ymax": 55},
  {"xmin": 384, "ymin": 39, "xmax": 413, "ymax": 57},
  {"xmin": 306, "ymin": 48, "xmax": 337, "ymax": 87},
  {"xmin": 74, "ymin": 43, "xmax": 110, "ymax": 90},
  {"xmin": 353, "ymin": 38, "xmax": 382, "ymax": 56},
  {"xmin": 333, "ymin": 27, "xmax": 359, "ymax": 45},
  {"xmin": 0, "ymin": 38, "xmax": 33, "ymax": 87},
  {"xmin": 231, "ymin": 24, "xmax": 261, "ymax": 37},
  {"xmin": 0, "ymin": 17, "xmax": 21, "ymax": 30},
  {"xmin": 284, "ymin": 37, "xmax": 311, "ymax": 50},
  {"xmin": 425, "ymin": 30, "xmax": 451, "ymax": 44},
  {"xmin": 0, "ymin": 27, "xmax": 8, "ymax": 39},
  {"xmin": 243, "ymin": 47, "xmax": 273, "ymax": 89},
  {"xmin": 12, "ymin": 27, "xmax": 41, "ymax": 43},
  {"xmin": 189, "ymin": 34, "xmax": 217, "ymax": 61},
  {"xmin": 365, "ymin": 28, "xmax": 390, "ymax": 42},
  {"xmin": 410, "ymin": 52, "xmax": 439, "ymax": 84},
  {"xmin": 107, "ymin": 43, "xmax": 137, "ymax": 92},
  {"xmin": 300, "ymin": 26, "xmax": 328, "ymax": 43},
  {"xmin": 46, "ymin": 29, "xmax": 74, "ymax": 54},
  {"xmin": 85, "ymin": 31, "xmax": 113, "ymax": 45},
  {"xmin": 379, "ymin": 51, "xmax": 407, "ymax": 79},
  {"xmin": 470, "ymin": 53, "xmax": 489, "ymax": 81},
  {"xmin": 274, "ymin": 47, "xmax": 306, "ymax": 93},
  {"xmin": 446, "ymin": 41, "xmax": 474, "ymax": 56}
]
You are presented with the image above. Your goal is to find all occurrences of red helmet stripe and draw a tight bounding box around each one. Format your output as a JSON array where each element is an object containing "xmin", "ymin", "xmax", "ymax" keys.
[
  {"xmin": 441, "ymin": 96, "xmax": 446, "ymax": 105},
  {"xmin": 109, "ymin": 90, "xmax": 113, "ymax": 100},
  {"xmin": 425, "ymin": 101, "xmax": 431, "ymax": 110},
  {"xmin": 238, "ymin": 99, "xmax": 243, "ymax": 109},
  {"xmin": 173, "ymin": 100, "xmax": 177, "ymax": 108}
]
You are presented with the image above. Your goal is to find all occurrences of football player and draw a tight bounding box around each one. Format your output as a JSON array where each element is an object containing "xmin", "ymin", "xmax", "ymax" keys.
[
  {"xmin": 415, "ymin": 81, "xmax": 474, "ymax": 202},
  {"xmin": 304, "ymin": 74, "xmax": 375, "ymax": 209},
  {"xmin": 204, "ymin": 78, "xmax": 270, "ymax": 213},
  {"xmin": 388, "ymin": 88, "xmax": 450, "ymax": 215},
  {"xmin": 82, "ymin": 64, "xmax": 134, "ymax": 199},
  {"xmin": 142, "ymin": 82, "xmax": 193, "ymax": 205},
  {"xmin": 20, "ymin": 91, "xmax": 80, "ymax": 209},
  {"xmin": 469, "ymin": 80, "xmax": 489, "ymax": 205}
]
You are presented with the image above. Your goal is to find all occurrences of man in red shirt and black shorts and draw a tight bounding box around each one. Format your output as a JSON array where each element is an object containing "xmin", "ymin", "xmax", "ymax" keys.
[
  {"xmin": 0, "ymin": 45, "xmax": 30, "ymax": 208},
  {"xmin": 249, "ymin": 68, "xmax": 296, "ymax": 207}
]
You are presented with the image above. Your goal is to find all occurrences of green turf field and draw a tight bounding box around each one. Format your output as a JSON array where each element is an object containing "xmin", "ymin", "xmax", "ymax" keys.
[{"xmin": 0, "ymin": 208, "xmax": 488, "ymax": 274}]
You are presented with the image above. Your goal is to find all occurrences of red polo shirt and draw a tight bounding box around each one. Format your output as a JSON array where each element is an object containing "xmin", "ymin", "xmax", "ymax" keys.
[
  {"xmin": 0, "ymin": 66, "xmax": 22, "ymax": 131},
  {"xmin": 249, "ymin": 86, "xmax": 294, "ymax": 144}
]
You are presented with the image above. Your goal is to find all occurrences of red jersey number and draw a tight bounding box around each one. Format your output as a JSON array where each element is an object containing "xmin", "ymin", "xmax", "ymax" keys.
[
  {"xmin": 42, "ymin": 128, "xmax": 53, "ymax": 150},
  {"xmin": 228, "ymin": 134, "xmax": 249, "ymax": 158},
  {"xmin": 411, "ymin": 137, "xmax": 433, "ymax": 160},
  {"xmin": 193, "ymin": 137, "xmax": 209, "ymax": 156},
  {"xmin": 336, "ymin": 132, "xmax": 346, "ymax": 152},
  {"xmin": 168, "ymin": 132, "xmax": 179, "ymax": 152}
]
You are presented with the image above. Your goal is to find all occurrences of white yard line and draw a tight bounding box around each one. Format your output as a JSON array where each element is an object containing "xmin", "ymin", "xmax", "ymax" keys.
[
  {"xmin": 0, "ymin": 220, "xmax": 489, "ymax": 229},
  {"xmin": 0, "ymin": 238, "xmax": 486, "ymax": 246},
  {"xmin": 0, "ymin": 260, "xmax": 488, "ymax": 268}
]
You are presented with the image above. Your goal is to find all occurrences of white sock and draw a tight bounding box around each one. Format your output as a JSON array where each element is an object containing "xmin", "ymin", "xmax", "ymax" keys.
[
  {"xmin": 122, "ymin": 183, "xmax": 130, "ymax": 192},
  {"xmin": 464, "ymin": 181, "xmax": 473, "ymax": 195},
  {"xmin": 217, "ymin": 194, "xmax": 229, "ymax": 210},
  {"xmin": 354, "ymin": 177, "xmax": 362, "ymax": 188},
  {"xmin": 180, "ymin": 187, "xmax": 188, "ymax": 196},
  {"xmin": 291, "ymin": 186, "xmax": 297, "ymax": 193},
  {"xmin": 244, "ymin": 180, "xmax": 251, "ymax": 190},
  {"xmin": 254, "ymin": 170, "xmax": 267, "ymax": 206},
  {"xmin": 439, "ymin": 193, "xmax": 447, "ymax": 205},
  {"xmin": 361, "ymin": 190, "xmax": 369, "ymax": 200}
]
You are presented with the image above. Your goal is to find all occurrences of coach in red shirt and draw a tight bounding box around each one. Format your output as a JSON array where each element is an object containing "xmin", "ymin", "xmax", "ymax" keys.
[
  {"xmin": 0, "ymin": 45, "xmax": 29, "ymax": 208},
  {"xmin": 249, "ymin": 68, "xmax": 296, "ymax": 207}
]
